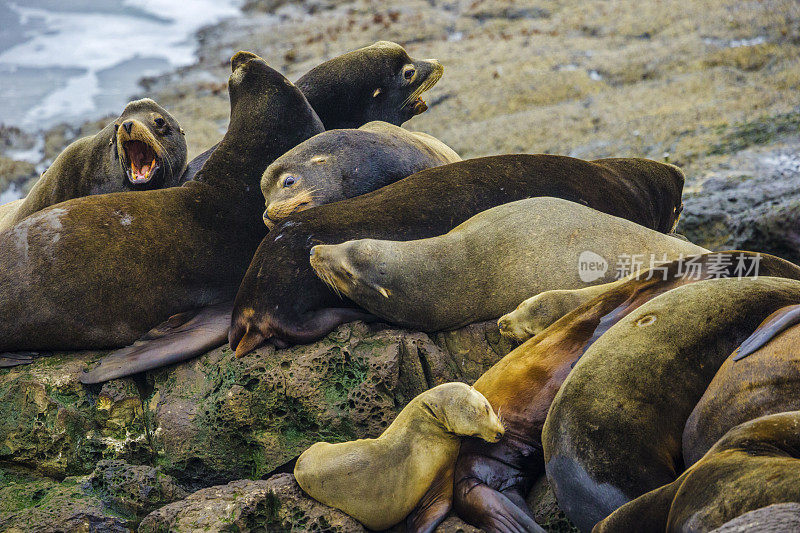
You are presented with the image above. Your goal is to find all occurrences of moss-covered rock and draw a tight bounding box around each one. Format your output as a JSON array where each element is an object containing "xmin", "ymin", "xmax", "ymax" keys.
[
  {"xmin": 0, "ymin": 352, "xmax": 149, "ymax": 478},
  {"xmin": 146, "ymin": 321, "xmax": 513, "ymax": 487},
  {"xmin": 0, "ymin": 321, "xmax": 512, "ymax": 487},
  {"xmin": 0, "ymin": 471, "xmax": 134, "ymax": 532},
  {"xmin": 86, "ymin": 460, "xmax": 188, "ymax": 520}
]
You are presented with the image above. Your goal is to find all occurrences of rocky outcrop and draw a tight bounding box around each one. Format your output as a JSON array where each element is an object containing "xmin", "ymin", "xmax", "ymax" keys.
[
  {"xmin": 679, "ymin": 142, "xmax": 800, "ymax": 263},
  {"xmin": 0, "ymin": 472, "xmax": 133, "ymax": 533},
  {"xmin": 0, "ymin": 321, "xmax": 514, "ymax": 487},
  {"xmin": 139, "ymin": 475, "xmax": 362, "ymax": 533}
]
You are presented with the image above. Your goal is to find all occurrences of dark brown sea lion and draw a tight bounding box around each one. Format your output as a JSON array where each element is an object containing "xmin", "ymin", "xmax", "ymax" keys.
[
  {"xmin": 542, "ymin": 276, "xmax": 800, "ymax": 532},
  {"xmin": 594, "ymin": 411, "xmax": 800, "ymax": 533},
  {"xmin": 229, "ymin": 154, "xmax": 686, "ymax": 356},
  {"xmin": 0, "ymin": 52, "xmax": 323, "ymax": 372},
  {"xmin": 0, "ymin": 98, "xmax": 187, "ymax": 231},
  {"xmin": 83, "ymin": 123, "xmax": 458, "ymax": 382},
  {"xmin": 309, "ymin": 198, "xmax": 706, "ymax": 332},
  {"xmin": 452, "ymin": 252, "xmax": 800, "ymax": 532},
  {"xmin": 294, "ymin": 383, "xmax": 505, "ymax": 532},
  {"xmin": 683, "ymin": 302, "xmax": 800, "ymax": 466},
  {"xmin": 261, "ymin": 120, "xmax": 459, "ymax": 227},
  {"xmin": 181, "ymin": 41, "xmax": 443, "ymax": 182}
]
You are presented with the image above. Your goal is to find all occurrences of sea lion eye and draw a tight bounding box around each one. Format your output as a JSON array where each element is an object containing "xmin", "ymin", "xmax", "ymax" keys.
[
  {"xmin": 283, "ymin": 176, "xmax": 296, "ymax": 187},
  {"xmin": 154, "ymin": 117, "xmax": 166, "ymax": 127},
  {"xmin": 114, "ymin": 124, "xmax": 119, "ymax": 131},
  {"xmin": 403, "ymin": 67, "xmax": 415, "ymax": 80}
]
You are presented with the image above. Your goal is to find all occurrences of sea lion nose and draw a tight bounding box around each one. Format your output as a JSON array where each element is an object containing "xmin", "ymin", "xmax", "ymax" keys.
[{"xmin": 122, "ymin": 121, "xmax": 133, "ymax": 134}]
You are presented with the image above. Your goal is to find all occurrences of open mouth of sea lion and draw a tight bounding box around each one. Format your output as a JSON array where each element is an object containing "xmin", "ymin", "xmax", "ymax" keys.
[{"xmin": 122, "ymin": 140, "xmax": 161, "ymax": 184}]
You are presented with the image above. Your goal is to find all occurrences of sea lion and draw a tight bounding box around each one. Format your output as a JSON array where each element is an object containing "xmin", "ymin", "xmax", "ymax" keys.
[
  {"xmin": 293, "ymin": 383, "xmax": 506, "ymax": 532},
  {"xmin": 541, "ymin": 276, "xmax": 800, "ymax": 532},
  {"xmin": 229, "ymin": 154, "xmax": 686, "ymax": 356},
  {"xmin": 0, "ymin": 99, "xmax": 187, "ymax": 231},
  {"xmin": 82, "ymin": 122, "xmax": 459, "ymax": 382},
  {"xmin": 309, "ymin": 197, "xmax": 707, "ymax": 332},
  {"xmin": 451, "ymin": 252, "xmax": 800, "ymax": 532},
  {"xmin": 498, "ymin": 249, "xmax": 780, "ymax": 342},
  {"xmin": 683, "ymin": 302, "xmax": 800, "ymax": 466},
  {"xmin": 181, "ymin": 41, "xmax": 443, "ymax": 182},
  {"xmin": 594, "ymin": 411, "xmax": 800, "ymax": 533},
  {"xmin": 0, "ymin": 51, "xmax": 323, "ymax": 371},
  {"xmin": 711, "ymin": 503, "xmax": 800, "ymax": 533},
  {"xmin": 261, "ymin": 120, "xmax": 460, "ymax": 227}
]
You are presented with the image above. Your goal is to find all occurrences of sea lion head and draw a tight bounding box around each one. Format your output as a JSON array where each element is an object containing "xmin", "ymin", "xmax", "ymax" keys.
[
  {"xmin": 113, "ymin": 98, "xmax": 187, "ymax": 189},
  {"xmin": 422, "ymin": 383, "xmax": 505, "ymax": 443},
  {"xmin": 498, "ymin": 289, "xmax": 589, "ymax": 342},
  {"xmin": 309, "ymin": 239, "xmax": 391, "ymax": 304},
  {"xmin": 260, "ymin": 138, "xmax": 343, "ymax": 228},
  {"xmin": 297, "ymin": 41, "xmax": 443, "ymax": 129}
]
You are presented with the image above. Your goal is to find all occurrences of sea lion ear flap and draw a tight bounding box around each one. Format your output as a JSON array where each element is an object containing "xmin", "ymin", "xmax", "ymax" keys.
[
  {"xmin": 376, "ymin": 286, "xmax": 390, "ymax": 298},
  {"xmin": 111, "ymin": 137, "xmax": 118, "ymax": 160},
  {"xmin": 732, "ymin": 304, "xmax": 800, "ymax": 361},
  {"xmin": 372, "ymin": 88, "xmax": 382, "ymax": 98}
]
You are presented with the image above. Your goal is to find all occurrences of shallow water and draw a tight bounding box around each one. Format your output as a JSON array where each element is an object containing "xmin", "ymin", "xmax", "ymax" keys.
[{"xmin": 0, "ymin": 0, "xmax": 241, "ymax": 131}]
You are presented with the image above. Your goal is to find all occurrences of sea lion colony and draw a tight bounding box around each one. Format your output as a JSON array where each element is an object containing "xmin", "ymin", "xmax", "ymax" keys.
[{"xmin": 1, "ymin": 41, "xmax": 798, "ymax": 532}]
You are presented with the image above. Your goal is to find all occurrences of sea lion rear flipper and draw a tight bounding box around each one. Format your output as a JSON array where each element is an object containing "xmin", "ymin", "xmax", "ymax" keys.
[
  {"xmin": 732, "ymin": 304, "xmax": 800, "ymax": 361},
  {"xmin": 80, "ymin": 301, "xmax": 233, "ymax": 384},
  {"xmin": 0, "ymin": 352, "xmax": 39, "ymax": 368},
  {"xmin": 455, "ymin": 483, "xmax": 545, "ymax": 533},
  {"xmin": 406, "ymin": 466, "xmax": 454, "ymax": 533}
]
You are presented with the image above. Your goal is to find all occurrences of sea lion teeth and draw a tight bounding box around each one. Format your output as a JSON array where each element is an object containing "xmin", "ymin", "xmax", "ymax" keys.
[{"xmin": 0, "ymin": 98, "xmax": 187, "ymax": 231}]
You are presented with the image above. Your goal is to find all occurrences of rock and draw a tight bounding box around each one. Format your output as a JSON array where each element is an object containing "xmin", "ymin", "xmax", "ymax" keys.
[
  {"xmin": 527, "ymin": 476, "xmax": 580, "ymax": 532},
  {"xmin": 0, "ymin": 156, "xmax": 37, "ymax": 193},
  {"xmin": 0, "ymin": 470, "xmax": 134, "ymax": 533},
  {"xmin": 145, "ymin": 321, "xmax": 513, "ymax": 487},
  {"xmin": 0, "ymin": 321, "xmax": 513, "ymax": 486},
  {"xmin": 0, "ymin": 352, "xmax": 149, "ymax": 479},
  {"xmin": 139, "ymin": 474, "xmax": 362, "ymax": 533},
  {"xmin": 86, "ymin": 460, "xmax": 188, "ymax": 519},
  {"xmin": 679, "ymin": 143, "xmax": 800, "ymax": 264}
]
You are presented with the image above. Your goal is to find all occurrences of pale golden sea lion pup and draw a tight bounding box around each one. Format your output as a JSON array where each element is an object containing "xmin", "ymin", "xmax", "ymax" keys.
[
  {"xmin": 0, "ymin": 98, "xmax": 187, "ymax": 231},
  {"xmin": 294, "ymin": 383, "xmax": 505, "ymax": 532}
]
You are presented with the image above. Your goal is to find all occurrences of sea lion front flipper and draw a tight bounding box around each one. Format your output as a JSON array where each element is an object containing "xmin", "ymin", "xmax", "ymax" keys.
[
  {"xmin": 732, "ymin": 304, "xmax": 800, "ymax": 361},
  {"xmin": 0, "ymin": 352, "xmax": 39, "ymax": 368},
  {"xmin": 455, "ymin": 483, "xmax": 544, "ymax": 533},
  {"xmin": 80, "ymin": 301, "xmax": 233, "ymax": 384},
  {"xmin": 406, "ymin": 465, "xmax": 454, "ymax": 533}
]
